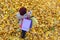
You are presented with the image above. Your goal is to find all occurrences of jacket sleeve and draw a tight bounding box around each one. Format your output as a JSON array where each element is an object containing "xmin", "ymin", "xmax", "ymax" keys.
[{"xmin": 16, "ymin": 12, "xmax": 21, "ymax": 20}]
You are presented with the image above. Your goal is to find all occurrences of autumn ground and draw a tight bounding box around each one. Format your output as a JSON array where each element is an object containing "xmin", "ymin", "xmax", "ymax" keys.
[{"xmin": 0, "ymin": 0, "xmax": 60, "ymax": 40}]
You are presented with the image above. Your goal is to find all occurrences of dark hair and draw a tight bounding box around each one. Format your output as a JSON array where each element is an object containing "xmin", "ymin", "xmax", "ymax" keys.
[{"xmin": 19, "ymin": 7, "xmax": 27, "ymax": 16}]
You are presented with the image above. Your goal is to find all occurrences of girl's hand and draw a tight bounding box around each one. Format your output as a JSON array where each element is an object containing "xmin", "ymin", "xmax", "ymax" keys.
[{"xmin": 27, "ymin": 10, "xmax": 32, "ymax": 16}]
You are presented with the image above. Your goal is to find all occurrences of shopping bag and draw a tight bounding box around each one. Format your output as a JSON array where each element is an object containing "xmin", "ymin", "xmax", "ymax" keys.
[
  {"xmin": 21, "ymin": 18, "xmax": 32, "ymax": 31},
  {"xmin": 31, "ymin": 17, "xmax": 38, "ymax": 26},
  {"xmin": 30, "ymin": 20, "xmax": 32, "ymax": 28}
]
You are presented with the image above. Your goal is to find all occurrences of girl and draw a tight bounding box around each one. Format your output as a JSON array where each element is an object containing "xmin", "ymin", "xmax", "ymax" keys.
[{"xmin": 16, "ymin": 7, "xmax": 32, "ymax": 38}]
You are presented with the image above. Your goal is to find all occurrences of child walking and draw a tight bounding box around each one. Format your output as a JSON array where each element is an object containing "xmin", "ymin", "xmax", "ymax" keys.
[{"xmin": 16, "ymin": 7, "xmax": 32, "ymax": 38}]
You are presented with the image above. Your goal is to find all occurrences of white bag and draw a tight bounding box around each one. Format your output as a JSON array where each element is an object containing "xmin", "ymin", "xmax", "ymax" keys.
[{"xmin": 21, "ymin": 18, "xmax": 32, "ymax": 31}]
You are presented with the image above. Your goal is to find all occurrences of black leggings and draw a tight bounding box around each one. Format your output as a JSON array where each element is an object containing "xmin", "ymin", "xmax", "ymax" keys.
[{"xmin": 21, "ymin": 30, "xmax": 26, "ymax": 38}]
